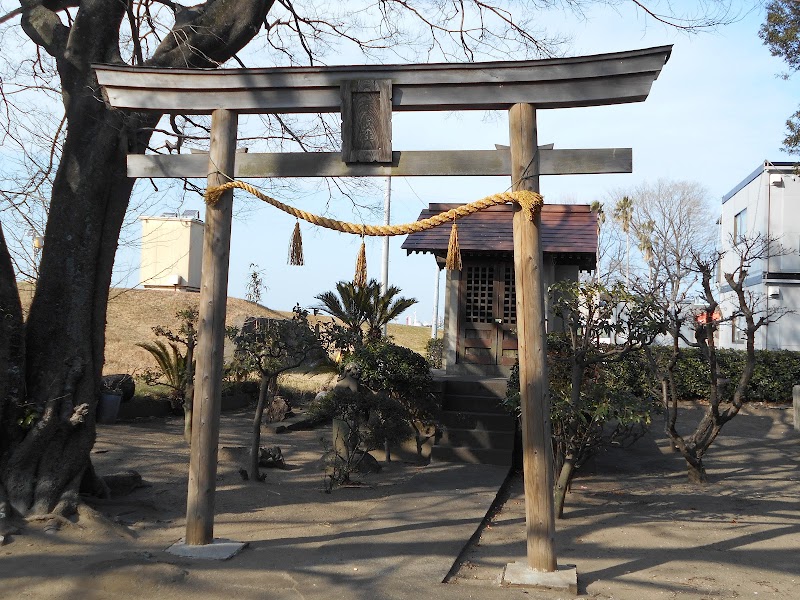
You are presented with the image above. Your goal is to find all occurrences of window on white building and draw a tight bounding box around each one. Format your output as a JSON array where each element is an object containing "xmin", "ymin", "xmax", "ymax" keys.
[
  {"xmin": 733, "ymin": 208, "xmax": 747, "ymax": 243},
  {"xmin": 732, "ymin": 315, "xmax": 747, "ymax": 344}
]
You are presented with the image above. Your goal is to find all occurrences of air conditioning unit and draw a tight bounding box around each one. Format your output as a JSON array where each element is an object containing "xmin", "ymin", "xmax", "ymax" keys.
[
  {"xmin": 768, "ymin": 286, "xmax": 780, "ymax": 299},
  {"xmin": 168, "ymin": 273, "xmax": 183, "ymax": 287},
  {"xmin": 769, "ymin": 174, "xmax": 784, "ymax": 187}
]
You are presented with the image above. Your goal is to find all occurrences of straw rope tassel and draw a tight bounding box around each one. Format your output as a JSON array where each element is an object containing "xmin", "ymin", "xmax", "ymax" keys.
[
  {"xmin": 354, "ymin": 236, "xmax": 367, "ymax": 287},
  {"xmin": 446, "ymin": 220, "xmax": 462, "ymax": 271},
  {"xmin": 288, "ymin": 221, "xmax": 304, "ymax": 266}
]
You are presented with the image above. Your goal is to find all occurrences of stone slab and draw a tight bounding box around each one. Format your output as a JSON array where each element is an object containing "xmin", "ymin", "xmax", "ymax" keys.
[
  {"xmin": 502, "ymin": 561, "xmax": 578, "ymax": 594},
  {"xmin": 165, "ymin": 538, "xmax": 248, "ymax": 560}
]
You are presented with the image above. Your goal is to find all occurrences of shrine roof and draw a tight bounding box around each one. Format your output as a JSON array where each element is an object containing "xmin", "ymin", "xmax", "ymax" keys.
[{"xmin": 401, "ymin": 203, "xmax": 597, "ymax": 256}]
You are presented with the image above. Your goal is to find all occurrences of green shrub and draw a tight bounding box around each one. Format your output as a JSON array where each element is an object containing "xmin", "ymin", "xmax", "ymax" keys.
[
  {"xmin": 646, "ymin": 346, "xmax": 800, "ymax": 403},
  {"xmin": 749, "ymin": 350, "xmax": 800, "ymax": 401},
  {"xmin": 308, "ymin": 339, "xmax": 440, "ymax": 484},
  {"xmin": 309, "ymin": 385, "xmax": 409, "ymax": 485},
  {"xmin": 425, "ymin": 337, "xmax": 444, "ymax": 369},
  {"xmin": 505, "ymin": 335, "xmax": 659, "ymax": 478},
  {"xmin": 350, "ymin": 340, "xmax": 440, "ymax": 457}
]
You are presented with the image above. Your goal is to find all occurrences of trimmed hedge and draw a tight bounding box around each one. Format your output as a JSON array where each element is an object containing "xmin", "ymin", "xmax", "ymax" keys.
[
  {"xmin": 641, "ymin": 347, "xmax": 800, "ymax": 403},
  {"xmin": 506, "ymin": 346, "xmax": 800, "ymax": 406}
]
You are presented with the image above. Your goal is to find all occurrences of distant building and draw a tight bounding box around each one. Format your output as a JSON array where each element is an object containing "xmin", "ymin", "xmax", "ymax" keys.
[
  {"xmin": 718, "ymin": 161, "xmax": 800, "ymax": 350},
  {"xmin": 139, "ymin": 211, "xmax": 204, "ymax": 292}
]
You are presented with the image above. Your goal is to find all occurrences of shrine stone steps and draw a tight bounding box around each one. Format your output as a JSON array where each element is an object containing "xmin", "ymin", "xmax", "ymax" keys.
[{"xmin": 432, "ymin": 377, "xmax": 516, "ymax": 466}]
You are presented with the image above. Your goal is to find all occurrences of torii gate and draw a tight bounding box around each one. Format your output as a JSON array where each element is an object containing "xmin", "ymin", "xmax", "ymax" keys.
[{"xmin": 95, "ymin": 45, "xmax": 670, "ymax": 585}]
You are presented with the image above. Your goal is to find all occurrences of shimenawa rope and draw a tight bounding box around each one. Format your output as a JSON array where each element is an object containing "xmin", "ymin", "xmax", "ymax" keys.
[
  {"xmin": 205, "ymin": 180, "xmax": 543, "ymax": 235},
  {"xmin": 204, "ymin": 179, "xmax": 543, "ymax": 275}
]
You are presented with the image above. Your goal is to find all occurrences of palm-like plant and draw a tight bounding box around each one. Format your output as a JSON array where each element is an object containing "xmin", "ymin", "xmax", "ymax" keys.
[
  {"xmin": 364, "ymin": 280, "xmax": 418, "ymax": 341},
  {"xmin": 136, "ymin": 340, "xmax": 188, "ymax": 397},
  {"xmin": 315, "ymin": 280, "xmax": 371, "ymax": 338},
  {"xmin": 590, "ymin": 201, "xmax": 605, "ymax": 283},
  {"xmin": 138, "ymin": 307, "xmax": 198, "ymax": 443},
  {"xmin": 590, "ymin": 200, "xmax": 605, "ymax": 232},
  {"xmin": 613, "ymin": 195, "xmax": 634, "ymax": 287},
  {"xmin": 315, "ymin": 279, "xmax": 417, "ymax": 344},
  {"xmin": 635, "ymin": 219, "xmax": 656, "ymax": 285}
]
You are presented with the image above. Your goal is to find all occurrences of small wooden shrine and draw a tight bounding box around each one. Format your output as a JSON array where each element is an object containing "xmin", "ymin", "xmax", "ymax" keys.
[{"xmin": 403, "ymin": 203, "xmax": 597, "ymax": 376}]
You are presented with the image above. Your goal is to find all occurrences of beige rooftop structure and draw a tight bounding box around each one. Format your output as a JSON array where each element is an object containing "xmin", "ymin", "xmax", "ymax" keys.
[{"xmin": 139, "ymin": 211, "xmax": 203, "ymax": 292}]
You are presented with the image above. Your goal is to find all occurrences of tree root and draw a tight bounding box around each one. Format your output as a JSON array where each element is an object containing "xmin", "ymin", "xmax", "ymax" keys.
[
  {"xmin": 26, "ymin": 513, "xmax": 81, "ymax": 534},
  {"xmin": 26, "ymin": 503, "xmax": 137, "ymax": 539},
  {"xmin": 76, "ymin": 503, "xmax": 137, "ymax": 539},
  {"xmin": 80, "ymin": 461, "xmax": 111, "ymax": 499}
]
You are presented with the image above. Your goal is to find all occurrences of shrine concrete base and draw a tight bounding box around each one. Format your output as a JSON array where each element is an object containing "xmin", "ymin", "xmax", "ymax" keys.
[{"xmin": 502, "ymin": 561, "xmax": 578, "ymax": 594}]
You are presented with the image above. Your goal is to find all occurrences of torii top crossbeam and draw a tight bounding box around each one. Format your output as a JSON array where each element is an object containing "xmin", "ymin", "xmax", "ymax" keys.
[{"xmin": 95, "ymin": 46, "xmax": 671, "ymax": 114}]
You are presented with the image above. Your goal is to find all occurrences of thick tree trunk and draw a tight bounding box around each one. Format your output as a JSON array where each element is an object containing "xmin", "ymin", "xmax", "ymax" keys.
[
  {"xmin": 1, "ymin": 84, "xmax": 158, "ymax": 516},
  {"xmin": 1, "ymin": 0, "xmax": 273, "ymax": 519},
  {"xmin": 0, "ymin": 224, "xmax": 26, "ymax": 520}
]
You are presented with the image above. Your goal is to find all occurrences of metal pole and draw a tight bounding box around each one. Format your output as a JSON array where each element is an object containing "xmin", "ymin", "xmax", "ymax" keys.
[
  {"xmin": 382, "ymin": 176, "xmax": 391, "ymax": 336},
  {"xmin": 431, "ymin": 265, "xmax": 441, "ymax": 339},
  {"xmin": 509, "ymin": 103, "xmax": 557, "ymax": 572}
]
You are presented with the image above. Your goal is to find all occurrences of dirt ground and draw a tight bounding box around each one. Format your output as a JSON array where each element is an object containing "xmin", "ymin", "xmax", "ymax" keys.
[
  {"xmin": 452, "ymin": 402, "xmax": 800, "ymax": 598},
  {"xmin": 1, "ymin": 402, "xmax": 799, "ymax": 599}
]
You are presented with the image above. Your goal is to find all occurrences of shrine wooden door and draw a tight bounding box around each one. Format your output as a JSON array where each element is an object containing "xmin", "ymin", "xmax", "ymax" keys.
[{"xmin": 458, "ymin": 260, "xmax": 518, "ymax": 366}]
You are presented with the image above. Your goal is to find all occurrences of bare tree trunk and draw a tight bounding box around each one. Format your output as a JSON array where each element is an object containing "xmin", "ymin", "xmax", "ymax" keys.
[
  {"xmin": 0, "ymin": 224, "xmax": 26, "ymax": 484},
  {"xmin": 686, "ymin": 455, "xmax": 707, "ymax": 484},
  {"xmin": 553, "ymin": 457, "xmax": 575, "ymax": 518},
  {"xmin": 411, "ymin": 422, "xmax": 430, "ymax": 458},
  {"xmin": 250, "ymin": 376, "xmax": 275, "ymax": 481},
  {"xmin": 553, "ymin": 357, "xmax": 584, "ymax": 518},
  {"xmin": 183, "ymin": 344, "xmax": 195, "ymax": 446}
]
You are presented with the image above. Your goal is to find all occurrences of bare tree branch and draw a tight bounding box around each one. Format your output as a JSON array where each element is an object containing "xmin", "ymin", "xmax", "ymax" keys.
[{"xmin": 18, "ymin": 1, "xmax": 70, "ymax": 58}]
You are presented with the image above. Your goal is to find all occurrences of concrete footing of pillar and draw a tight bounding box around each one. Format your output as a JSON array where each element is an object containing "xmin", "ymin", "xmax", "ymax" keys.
[
  {"xmin": 165, "ymin": 538, "xmax": 247, "ymax": 560},
  {"xmin": 502, "ymin": 562, "xmax": 578, "ymax": 594}
]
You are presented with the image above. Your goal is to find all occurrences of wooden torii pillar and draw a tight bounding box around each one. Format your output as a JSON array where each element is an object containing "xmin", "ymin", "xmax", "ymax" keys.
[{"xmin": 95, "ymin": 45, "xmax": 670, "ymax": 580}]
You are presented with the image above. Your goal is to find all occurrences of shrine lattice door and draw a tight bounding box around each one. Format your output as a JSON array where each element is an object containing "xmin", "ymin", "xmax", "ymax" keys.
[{"xmin": 458, "ymin": 261, "xmax": 518, "ymax": 366}]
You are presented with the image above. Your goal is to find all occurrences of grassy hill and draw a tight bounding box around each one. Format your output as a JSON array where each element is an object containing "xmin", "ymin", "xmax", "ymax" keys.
[
  {"xmin": 386, "ymin": 321, "xmax": 436, "ymax": 356},
  {"xmin": 17, "ymin": 283, "xmax": 436, "ymax": 376},
  {"xmin": 105, "ymin": 288, "xmax": 287, "ymax": 375}
]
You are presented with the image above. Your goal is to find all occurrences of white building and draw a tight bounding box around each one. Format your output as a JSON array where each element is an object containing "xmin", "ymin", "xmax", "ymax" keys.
[
  {"xmin": 139, "ymin": 211, "xmax": 204, "ymax": 292},
  {"xmin": 718, "ymin": 161, "xmax": 800, "ymax": 350}
]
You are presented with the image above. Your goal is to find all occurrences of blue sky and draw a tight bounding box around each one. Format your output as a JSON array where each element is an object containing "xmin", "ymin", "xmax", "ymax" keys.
[{"xmin": 115, "ymin": 2, "xmax": 800, "ymax": 327}]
